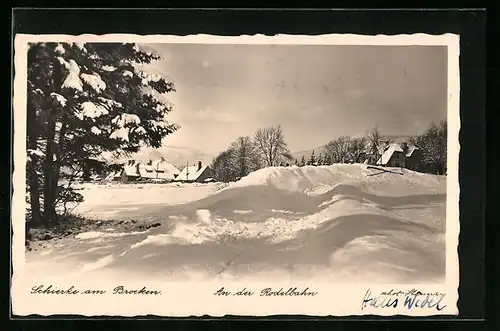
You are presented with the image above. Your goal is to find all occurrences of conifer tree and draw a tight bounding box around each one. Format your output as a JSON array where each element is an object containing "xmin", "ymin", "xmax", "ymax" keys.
[
  {"xmin": 307, "ymin": 150, "xmax": 316, "ymax": 166},
  {"xmin": 316, "ymin": 153, "xmax": 324, "ymax": 166},
  {"xmin": 299, "ymin": 155, "xmax": 306, "ymax": 167},
  {"xmin": 323, "ymin": 153, "xmax": 332, "ymax": 165},
  {"xmin": 26, "ymin": 42, "xmax": 178, "ymax": 224}
]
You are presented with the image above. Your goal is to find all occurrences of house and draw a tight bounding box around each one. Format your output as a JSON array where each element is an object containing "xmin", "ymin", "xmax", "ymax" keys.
[
  {"xmin": 376, "ymin": 143, "xmax": 406, "ymax": 168},
  {"xmin": 403, "ymin": 143, "xmax": 423, "ymax": 171},
  {"xmin": 104, "ymin": 171, "xmax": 121, "ymax": 181},
  {"xmin": 104, "ymin": 158, "xmax": 180, "ymax": 183},
  {"xmin": 175, "ymin": 161, "xmax": 215, "ymax": 183},
  {"xmin": 120, "ymin": 160, "xmax": 142, "ymax": 182},
  {"xmin": 138, "ymin": 157, "xmax": 180, "ymax": 182}
]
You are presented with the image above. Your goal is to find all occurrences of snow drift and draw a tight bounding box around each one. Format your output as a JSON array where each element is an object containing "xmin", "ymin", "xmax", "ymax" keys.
[{"xmin": 28, "ymin": 164, "xmax": 447, "ymax": 283}]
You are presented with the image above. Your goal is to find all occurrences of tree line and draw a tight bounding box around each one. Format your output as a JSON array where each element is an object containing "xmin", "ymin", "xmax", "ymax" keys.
[
  {"xmin": 211, "ymin": 125, "xmax": 293, "ymax": 183},
  {"xmin": 292, "ymin": 121, "xmax": 447, "ymax": 174},
  {"xmin": 211, "ymin": 120, "xmax": 447, "ymax": 183}
]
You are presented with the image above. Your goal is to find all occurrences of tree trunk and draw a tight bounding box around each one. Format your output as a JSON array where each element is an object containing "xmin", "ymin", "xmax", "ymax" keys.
[
  {"xmin": 43, "ymin": 117, "xmax": 57, "ymax": 223},
  {"xmin": 26, "ymin": 109, "xmax": 42, "ymax": 225},
  {"xmin": 52, "ymin": 117, "xmax": 68, "ymax": 207},
  {"xmin": 27, "ymin": 161, "xmax": 42, "ymax": 224}
]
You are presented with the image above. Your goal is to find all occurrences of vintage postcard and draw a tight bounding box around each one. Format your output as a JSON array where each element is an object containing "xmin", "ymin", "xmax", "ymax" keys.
[{"xmin": 11, "ymin": 33, "xmax": 460, "ymax": 317}]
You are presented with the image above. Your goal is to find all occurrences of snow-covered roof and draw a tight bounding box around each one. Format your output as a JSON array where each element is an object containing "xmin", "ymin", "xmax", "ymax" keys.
[
  {"xmin": 138, "ymin": 160, "xmax": 179, "ymax": 180},
  {"xmin": 376, "ymin": 143, "xmax": 404, "ymax": 165},
  {"xmin": 151, "ymin": 159, "xmax": 180, "ymax": 175},
  {"xmin": 175, "ymin": 165, "xmax": 209, "ymax": 181},
  {"xmin": 405, "ymin": 145, "xmax": 419, "ymax": 157},
  {"xmin": 123, "ymin": 164, "xmax": 140, "ymax": 177},
  {"xmin": 104, "ymin": 171, "xmax": 120, "ymax": 180}
]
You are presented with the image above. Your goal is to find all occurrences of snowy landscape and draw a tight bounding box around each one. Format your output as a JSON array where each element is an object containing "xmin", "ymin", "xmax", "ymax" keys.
[
  {"xmin": 21, "ymin": 41, "xmax": 449, "ymax": 285},
  {"xmin": 26, "ymin": 164, "xmax": 446, "ymax": 283}
]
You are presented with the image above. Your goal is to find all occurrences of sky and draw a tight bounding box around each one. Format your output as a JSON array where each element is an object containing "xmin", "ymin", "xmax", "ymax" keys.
[{"xmin": 143, "ymin": 43, "xmax": 448, "ymax": 155}]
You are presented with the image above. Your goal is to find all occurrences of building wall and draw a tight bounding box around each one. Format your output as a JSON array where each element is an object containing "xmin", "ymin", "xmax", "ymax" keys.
[
  {"xmin": 120, "ymin": 170, "xmax": 140, "ymax": 182},
  {"xmin": 406, "ymin": 150, "xmax": 423, "ymax": 171},
  {"xmin": 388, "ymin": 151, "xmax": 406, "ymax": 167},
  {"xmin": 195, "ymin": 167, "xmax": 215, "ymax": 183}
]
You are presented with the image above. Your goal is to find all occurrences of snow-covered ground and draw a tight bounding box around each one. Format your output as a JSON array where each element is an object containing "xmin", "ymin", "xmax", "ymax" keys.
[
  {"xmin": 70, "ymin": 182, "xmax": 221, "ymax": 219},
  {"xmin": 25, "ymin": 164, "xmax": 447, "ymax": 283}
]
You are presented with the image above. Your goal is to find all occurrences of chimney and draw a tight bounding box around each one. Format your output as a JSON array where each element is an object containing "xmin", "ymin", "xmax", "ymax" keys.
[{"xmin": 197, "ymin": 161, "xmax": 202, "ymax": 171}]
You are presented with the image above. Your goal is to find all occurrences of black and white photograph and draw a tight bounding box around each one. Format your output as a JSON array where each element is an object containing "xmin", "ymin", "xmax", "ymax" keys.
[{"xmin": 12, "ymin": 33, "xmax": 460, "ymax": 316}]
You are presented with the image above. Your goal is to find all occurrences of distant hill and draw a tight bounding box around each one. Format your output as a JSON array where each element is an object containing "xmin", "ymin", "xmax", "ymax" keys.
[{"xmin": 100, "ymin": 145, "xmax": 215, "ymax": 169}]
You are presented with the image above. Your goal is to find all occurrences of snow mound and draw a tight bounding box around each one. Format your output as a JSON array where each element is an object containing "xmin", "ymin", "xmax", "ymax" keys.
[
  {"xmin": 81, "ymin": 254, "xmax": 114, "ymax": 272},
  {"xmin": 228, "ymin": 164, "xmax": 446, "ymax": 197},
  {"xmin": 196, "ymin": 209, "xmax": 212, "ymax": 225},
  {"xmin": 229, "ymin": 164, "xmax": 366, "ymax": 193}
]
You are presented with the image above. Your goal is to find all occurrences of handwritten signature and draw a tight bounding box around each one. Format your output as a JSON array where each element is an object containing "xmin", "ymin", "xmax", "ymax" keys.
[{"xmin": 361, "ymin": 289, "xmax": 447, "ymax": 311}]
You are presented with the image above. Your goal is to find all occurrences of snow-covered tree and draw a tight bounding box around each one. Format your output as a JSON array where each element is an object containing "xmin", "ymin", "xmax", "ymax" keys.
[
  {"xmin": 26, "ymin": 42, "xmax": 178, "ymax": 224},
  {"xmin": 253, "ymin": 125, "xmax": 293, "ymax": 167},
  {"xmin": 348, "ymin": 137, "xmax": 368, "ymax": 163},
  {"xmin": 316, "ymin": 153, "xmax": 324, "ymax": 166},
  {"xmin": 307, "ymin": 150, "xmax": 316, "ymax": 166},
  {"xmin": 410, "ymin": 120, "xmax": 447, "ymax": 174},
  {"xmin": 323, "ymin": 153, "xmax": 332, "ymax": 165},
  {"xmin": 299, "ymin": 155, "xmax": 306, "ymax": 167}
]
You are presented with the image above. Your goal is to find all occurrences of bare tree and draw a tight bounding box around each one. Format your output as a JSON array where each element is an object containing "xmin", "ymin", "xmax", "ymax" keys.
[
  {"xmin": 349, "ymin": 137, "xmax": 368, "ymax": 163},
  {"xmin": 230, "ymin": 136, "xmax": 262, "ymax": 178},
  {"xmin": 367, "ymin": 126, "xmax": 383, "ymax": 165},
  {"xmin": 253, "ymin": 125, "xmax": 293, "ymax": 167},
  {"xmin": 324, "ymin": 136, "xmax": 352, "ymax": 163},
  {"xmin": 211, "ymin": 149, "xmax": 238, "ymax": 183}
]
